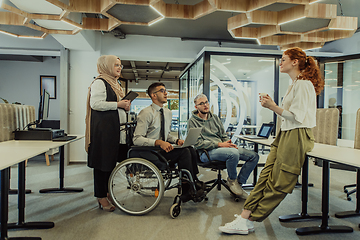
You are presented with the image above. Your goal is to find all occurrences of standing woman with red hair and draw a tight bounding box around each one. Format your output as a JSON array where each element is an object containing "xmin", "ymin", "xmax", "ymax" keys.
[{"xmin": 219, "ymin": 47, "xmax": 324, "ymax": 235}]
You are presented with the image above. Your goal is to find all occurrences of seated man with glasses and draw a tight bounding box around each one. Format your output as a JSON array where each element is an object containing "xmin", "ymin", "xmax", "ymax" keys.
[
  {"xmin": 188, "ymin": 94, "xmax": 259, "ymax": 199},
  {"xmin": 133, "ymin": 82, "xmax": 205, "ymax": 202}
]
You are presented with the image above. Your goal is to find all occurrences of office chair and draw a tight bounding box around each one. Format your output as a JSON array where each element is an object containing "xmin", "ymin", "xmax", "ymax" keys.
[{"xmin": 197, "ymin": 149, "xmax": 244, "ymax": 201}]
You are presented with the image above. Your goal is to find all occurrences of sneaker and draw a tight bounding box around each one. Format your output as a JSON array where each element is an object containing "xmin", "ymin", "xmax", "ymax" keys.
[
  {"xmin": 240, "ymin": 188, "xmax": 249, "ymax": 200},
  {"xmin": 219, "ymin": 214, "xmax": 248, "ymax": 235},
  {"xmin": 227, "ymin": 177, "xmax": 247, "ymax": 199},
  {"xmin": 247, "ymin": 219, "xmax": 255, "ymax": 232}
]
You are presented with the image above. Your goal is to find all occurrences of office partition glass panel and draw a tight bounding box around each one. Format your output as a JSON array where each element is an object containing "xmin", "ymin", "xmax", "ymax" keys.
[
  {"xmin": 324, "ymin": 62, "xmax": 339, "ymax": 108},
  {"xmin": 188, "ymin": 58, "xmax": 204, "ymax": 114},
  {"xmin": 342, "ymin": 59, "xmax": 360, "ymax": 140},
  {"xmin": 179, "ymin": 73, "xmax": 189, "ymax": 139},
  {"xmin": 209, "ymin": 55, "xmax": 275, "ymax": 141},
  {"xmin": 324, "ymin": 60, "xmax": 360, "ymax": 140}
]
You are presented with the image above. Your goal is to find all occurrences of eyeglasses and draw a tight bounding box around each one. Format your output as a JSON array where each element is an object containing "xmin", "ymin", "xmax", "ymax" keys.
[
  {"xmin": 197, "ymin": 101, "xmax": 209, "ymax": 106},
  {"xmin": 153, "ymin": 88, "xmax": 167, "ymax": 94},
  {"xmin": 115, "ymin": 64, "xmax": 124, "ymax": 69}
]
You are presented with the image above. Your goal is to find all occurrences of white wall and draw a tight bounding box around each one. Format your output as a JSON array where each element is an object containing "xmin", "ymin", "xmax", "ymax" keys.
[
  {"xmin": 68, "ymin": 50, "xmax": 101, "ymax": 162},
  {"xmin": 0, "ymin": 34, "xmax": 62, "ymax": 53},
  {"xmin": 0, "ymin": 56, "xmax": 61, "ymax": 120}
]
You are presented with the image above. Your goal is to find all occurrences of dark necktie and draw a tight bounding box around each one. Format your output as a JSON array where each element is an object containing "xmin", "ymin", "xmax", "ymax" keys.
[{"xmin": 159, "ymin": 108, "xmax": 165, "ymax": 141}]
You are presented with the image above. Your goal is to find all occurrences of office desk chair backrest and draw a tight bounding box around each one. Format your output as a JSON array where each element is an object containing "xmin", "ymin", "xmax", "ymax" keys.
[{"xmin": 313, "ymin": 108, "xmax": 339, "ymax": 145}]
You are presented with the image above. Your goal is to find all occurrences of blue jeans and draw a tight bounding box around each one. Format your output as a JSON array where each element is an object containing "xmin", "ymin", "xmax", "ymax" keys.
[{"xmin": 200, "ymin": 147, "xmax": 259, "ymax": 184}]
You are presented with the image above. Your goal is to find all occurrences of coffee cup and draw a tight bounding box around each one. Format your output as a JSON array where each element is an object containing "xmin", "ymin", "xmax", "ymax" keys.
[{"xmin": 259, "ymin": 93, "xmax": 267, "ymax": 101}]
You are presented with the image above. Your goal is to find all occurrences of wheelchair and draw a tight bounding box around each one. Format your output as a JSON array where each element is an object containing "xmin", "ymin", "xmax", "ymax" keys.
[{"xmin": 108, "ymin": 121, "xmax": 206, "ymax": 218}]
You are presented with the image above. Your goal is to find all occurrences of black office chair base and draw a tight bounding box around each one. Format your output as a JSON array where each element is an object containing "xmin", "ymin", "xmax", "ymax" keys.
[
  {"xmin": 39, "ymin": 187, "xmax": 83, "ymax": 193},
  {"xmin": 8, "ymin": 221, "xmax": 54, "ymax": 229},
  {"xmin": 279, "ymin": 213, "xmax": 322, "ymax": 222},
  {"xmin": 295, "ymin": 182, "xmax": 314, "ymax": 188},
  {"xmin": 9, "ymin": 189, "xmax": 31, "ymax": 194},
  {"xmin": 335, "ymin": 210, "xmax": 360, "ymax": 218},
  {"xmin": 242, "ymin": 183, "xmax": 255, "ymax": 189},
  {"xmin": 296, "ymin": 225, "xmax": 353, "ymax": 235}
]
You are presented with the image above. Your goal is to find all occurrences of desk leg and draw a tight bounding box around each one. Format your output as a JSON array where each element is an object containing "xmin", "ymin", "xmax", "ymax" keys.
[
  {"xmin": 335, "ymin": 168, "xmax": 360, "ymax": 218},
  {"xmin": 296, "ymin": 161, "xmax": 353, "ymax": 235},
  {"xmin": 9, "ymin": 169, "xmax": 31, "ymax": 195},
  {"xmin": 39, "ymin": 146, "xmax": 83, "ymax": 193},
  {"xmin": 8, "ymin": 161, "xmax": 54, "ymax": 230},
  {"xmin": 242, "ymin": 143, "xmax": 258, "ymax": 189},
  {"xmin": 1, "ymin": 168, "xmax": 41, "ymax": 240},
  {"xmin": 279, "ymin": 156, "xmax": 322, "ymax": 222}
]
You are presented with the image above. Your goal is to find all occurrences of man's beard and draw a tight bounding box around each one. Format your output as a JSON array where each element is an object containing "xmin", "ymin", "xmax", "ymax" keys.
[{"xmin": 199, "ymin": 110, "xmax": 209, "ymax": 115}]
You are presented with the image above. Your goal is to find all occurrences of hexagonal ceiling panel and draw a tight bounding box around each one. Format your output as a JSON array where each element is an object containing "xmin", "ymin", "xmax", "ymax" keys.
[
  {"xmin": 107, "ymin": 4, "xmax": 160, "ymax": 23},
  {"xmin": 0, "ymin": 0, "xmax": 357, "ymax": 50}
]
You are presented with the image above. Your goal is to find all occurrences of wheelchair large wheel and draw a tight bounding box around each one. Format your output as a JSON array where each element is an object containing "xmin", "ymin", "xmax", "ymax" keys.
[{"xmin": 109, "ymin": 158, "xmax": 165, "ymax": 215}]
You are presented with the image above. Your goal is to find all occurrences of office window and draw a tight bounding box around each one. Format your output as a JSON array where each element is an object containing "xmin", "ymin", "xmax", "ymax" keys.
[
  {"xmin": 179, "ymin": 73, "xmax": 189, "ymax": 139},
  {"xmin": 209, "ymin": 55, "xmax": 275, "ymax": 140},
  {"xmin": 325, "ymin": 59, "xmax": 360, "ymax": 140}
]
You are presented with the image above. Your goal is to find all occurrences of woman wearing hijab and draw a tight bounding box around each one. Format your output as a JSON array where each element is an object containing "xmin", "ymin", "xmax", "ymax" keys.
[{"xmin": 85, "ymin": 55, "xmax": 131, "ymax": 211}]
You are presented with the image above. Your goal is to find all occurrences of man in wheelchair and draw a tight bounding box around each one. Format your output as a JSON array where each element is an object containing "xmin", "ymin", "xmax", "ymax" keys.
[{"xmin": 132, "ymin": 82, "xmax": 205, "ymax": 202}]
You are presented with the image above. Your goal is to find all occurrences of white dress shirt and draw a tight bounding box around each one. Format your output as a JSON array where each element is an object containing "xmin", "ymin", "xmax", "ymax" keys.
[
  {"xmin": 90, "ymin": 79, "xmax": 126, "ymax": 143},
  {"xmin": 279, "ymin": 79, "xmax": 317, "ymax": 131},
  {"xmin": 133, "ymin": 103, "xmax": 177, "ymax": 146}
]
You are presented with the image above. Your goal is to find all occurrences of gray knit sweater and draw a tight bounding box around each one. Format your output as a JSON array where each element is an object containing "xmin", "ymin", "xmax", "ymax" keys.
[{"xmin": 187, "ymin": 110, "xmax": 229, "ymax": 154}]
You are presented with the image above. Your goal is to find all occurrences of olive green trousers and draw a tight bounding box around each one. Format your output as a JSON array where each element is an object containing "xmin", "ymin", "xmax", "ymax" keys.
[{"xmin": 243, "ymin": 128, "xmax": 314, "ymax": 222}]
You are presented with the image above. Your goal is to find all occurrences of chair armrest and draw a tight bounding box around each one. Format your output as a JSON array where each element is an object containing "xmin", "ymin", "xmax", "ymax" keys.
[{"xmin": 129, "ymin": 146, "xmax": 168, "ymax": 166}]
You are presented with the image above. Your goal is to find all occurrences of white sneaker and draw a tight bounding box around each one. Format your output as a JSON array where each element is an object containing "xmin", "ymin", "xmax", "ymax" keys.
[
  {"xmin": 219, "ymin": 214, "xmax": 248, "ymax": 235},
  {"xmin": 247, "ymin": 219, "xmax": 255, "ymax": 232}
]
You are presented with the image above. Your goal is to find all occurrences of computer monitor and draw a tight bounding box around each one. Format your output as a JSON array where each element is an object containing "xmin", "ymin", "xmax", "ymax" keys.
[{"xmin": 38, "ymin": 89, "xmax": 50, "ymax": 123}]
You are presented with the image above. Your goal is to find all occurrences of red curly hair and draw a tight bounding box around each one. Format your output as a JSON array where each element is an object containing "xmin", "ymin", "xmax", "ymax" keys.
[{"xmin": 284, "ymin": 47, "xmax": 324, "ymax": 95}]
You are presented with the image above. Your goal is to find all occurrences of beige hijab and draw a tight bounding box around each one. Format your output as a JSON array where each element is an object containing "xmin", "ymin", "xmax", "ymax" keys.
[{"xmin": 85, "ymin": 55, "xmax": 125, "ymax": 152}]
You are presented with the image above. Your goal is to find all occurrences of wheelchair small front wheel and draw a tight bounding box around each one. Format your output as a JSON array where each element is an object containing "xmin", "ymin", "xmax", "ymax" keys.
[
  {"xmin": 170, "ymin": 203, "xmax": 181, "ymax": 218},
  {"xmin": 109, "ymin": 158, "xmax": 165, "ymax": 215}
]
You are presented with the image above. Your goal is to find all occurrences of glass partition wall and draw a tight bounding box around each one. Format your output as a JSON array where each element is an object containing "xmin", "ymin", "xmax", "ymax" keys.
[
  {"xmin": 324, "ymin": 58, "xmax": 360, "ymax": 140},
  {"xmin": 179, "ymin": 56, "xmax": 203, "ymax": 139},
  {"xmin": 180, "ymin": 49, "xmax": 360, "ymax": 143},
  {"xmin": 209, "ymin": 55, "xmax": 276, "ymax": 141},
  {"xmin": 180, "ymin": 51, "xmax": 284, "ymax": 141}
]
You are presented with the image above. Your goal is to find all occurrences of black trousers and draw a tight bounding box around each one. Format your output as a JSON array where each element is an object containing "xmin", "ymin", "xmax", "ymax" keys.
[
  {"xmin": 160, "ymin": 146, "xmax": 199, "ymax": 180},
  {"xmin": 93, "ymin": 169, "xmax": 112, "ymax": 198}
]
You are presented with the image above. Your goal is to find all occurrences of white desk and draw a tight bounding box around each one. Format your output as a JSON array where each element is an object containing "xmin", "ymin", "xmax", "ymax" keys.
[
  {"xmin": 237, "ymin": 136, "xmax": 360, "ymax": 235},
  {"xmin": 1, "ymin": 146, "xmax": 50, "ymax": 240},
  {"xmin": 1, "ymin": 135, "xmax": 84, "ymax": 193},
  {"xmin": 0, "ymin": 135, "xmax": 84, "ymax": 239},
  {"xmin": 295, "ymin": 143, "xmax": 360, "ymax": 235}
]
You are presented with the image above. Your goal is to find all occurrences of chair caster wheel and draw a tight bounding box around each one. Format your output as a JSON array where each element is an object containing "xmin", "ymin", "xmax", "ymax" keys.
[
  {"xmin": 170, "ymin": 203, "xmax": 181, "ymax": 218},
  {"xmin": 344, "ymin": 190, "xmax": 348, "ymax": 193},
  {"xmin": 230, "ymin": 193, "xmax": 240, "ymax": 202},
  {"xmin": 347, "ymin": 197, "xmax": 352, "ymax": 201},
  {"xmin": 204, "ymin": 197, "xmax": 208, "ymax": 201}
]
